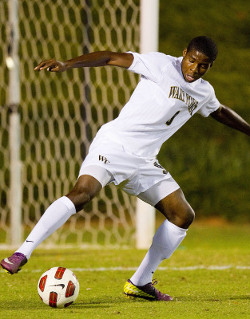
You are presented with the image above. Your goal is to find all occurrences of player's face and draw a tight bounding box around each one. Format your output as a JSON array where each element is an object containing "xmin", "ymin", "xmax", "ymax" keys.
[{"xmin": 181, "ymin": 49, "xmax": 213, "ymax": 83}]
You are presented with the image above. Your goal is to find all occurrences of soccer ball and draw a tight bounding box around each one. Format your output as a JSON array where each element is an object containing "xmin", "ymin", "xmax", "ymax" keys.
[{"xmin": 37, "ymin": 267, "xmax": 80, "ymax": 308}]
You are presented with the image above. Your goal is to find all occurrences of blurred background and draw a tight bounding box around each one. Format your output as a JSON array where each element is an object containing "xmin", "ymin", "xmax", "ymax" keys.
[
  {"xmin": 158, "ymin": 0, "xmax": 250, "ymax": 222},
  {"xmin": 0, "ymin": 0, "xmax": 249, "ymax": 248}
]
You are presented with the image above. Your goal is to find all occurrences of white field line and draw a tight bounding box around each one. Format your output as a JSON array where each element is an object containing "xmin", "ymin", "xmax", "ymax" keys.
[
  {"xmin": 71, "ymin": 265, "xmax": 250, "ymax": 271},
  {"xmin": 1, "ymin": 265, "xmax": 249, "ymax": 274}
]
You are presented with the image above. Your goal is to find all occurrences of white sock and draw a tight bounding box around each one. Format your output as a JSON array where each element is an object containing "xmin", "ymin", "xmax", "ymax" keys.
[
  {"xmin": 16, "ymin": 196, "xmax": 76, "ymax": 259},
  {"xmin": 130, "ymin": 219, "xmax": 187, "ymax": 286}
]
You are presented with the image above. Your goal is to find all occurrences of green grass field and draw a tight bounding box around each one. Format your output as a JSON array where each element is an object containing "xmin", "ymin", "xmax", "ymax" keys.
[{"xmin": 0, "ymin": 223, "xmax": 249, "ymax": 319}]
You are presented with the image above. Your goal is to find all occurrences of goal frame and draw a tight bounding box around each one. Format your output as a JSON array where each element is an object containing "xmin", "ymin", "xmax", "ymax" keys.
[{"xmin": 136, "ymin": 0, "xmax": 159, "ymax": 249}]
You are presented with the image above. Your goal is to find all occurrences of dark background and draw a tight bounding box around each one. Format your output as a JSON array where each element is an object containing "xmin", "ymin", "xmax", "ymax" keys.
[{"xmin": 157, "ymin": 0, "xmax": 250, "ymax": 221}]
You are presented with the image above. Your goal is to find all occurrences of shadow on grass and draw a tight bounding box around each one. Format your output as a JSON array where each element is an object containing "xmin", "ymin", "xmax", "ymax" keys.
[
  {"xmin": 0, "ymin": 301, "xmax": 112, "ymax": 311},
  {"xmin": 0, "ymin": 296, "xmax": 137, "ymax": 311},
  {"xmin": 73, "ymin": 295, "xmax": 150, "ymax": 307},
  {"xmin": 1, "ymin": 294, "xmax": 249, "ymax": 311}
]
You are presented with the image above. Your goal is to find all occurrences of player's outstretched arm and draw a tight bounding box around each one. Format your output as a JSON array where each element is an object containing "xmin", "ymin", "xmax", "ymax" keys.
[
  {"xmin": 34, "ymin": 51, "xmax": 134, "ymax": 72},
  {"xmin": 210, "ymin": 104, "xmax": 250, "ymax": 136}
]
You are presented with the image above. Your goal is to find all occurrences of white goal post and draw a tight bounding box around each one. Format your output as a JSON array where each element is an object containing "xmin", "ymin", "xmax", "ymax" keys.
[
  {"xmin": 136, "ymin": 0, "xmax": 159, "ymax": 249},
  {"xmin": 8, "ymin": 0, "xmax": 22, "ymax": 247},
  {"xmin": 0, "ymin": 0, "xmax": 159, "ymax": 249}
]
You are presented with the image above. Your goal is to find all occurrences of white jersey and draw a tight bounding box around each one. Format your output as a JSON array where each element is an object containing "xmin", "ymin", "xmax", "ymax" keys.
[{"xmin": 95, "ymin": 52, "xmax": 220, "ymax": 158}]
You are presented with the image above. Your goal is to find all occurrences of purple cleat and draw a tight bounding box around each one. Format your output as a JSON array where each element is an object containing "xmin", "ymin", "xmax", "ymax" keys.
[
  {"xmin": 124, "ymin": 279, "xmax": 173, "ymax": 301},
  {"xmin": 1, "ymin": 252, "xmax": 27, "ymax": 274}
]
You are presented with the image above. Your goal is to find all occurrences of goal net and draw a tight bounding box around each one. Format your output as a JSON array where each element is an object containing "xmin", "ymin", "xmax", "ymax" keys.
[{"xmin": 0, "ymin": 0, "xmax": 141, "ymax": 247}]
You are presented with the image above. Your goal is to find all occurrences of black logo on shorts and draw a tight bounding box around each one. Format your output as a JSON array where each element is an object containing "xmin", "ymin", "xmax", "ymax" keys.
[
  {"xmin": 99, "ymin": 155, "xmax": 110, "ymax": 164},
  {"xmin": 154, "ymin": 162, "xmax": 168, "ymax": 174}
]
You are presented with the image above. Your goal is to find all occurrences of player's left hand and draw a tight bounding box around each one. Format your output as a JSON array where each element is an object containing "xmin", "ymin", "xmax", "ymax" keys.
[{"xmin": 34, "ymin": 59, "xmax": 66, "ymax": 72}]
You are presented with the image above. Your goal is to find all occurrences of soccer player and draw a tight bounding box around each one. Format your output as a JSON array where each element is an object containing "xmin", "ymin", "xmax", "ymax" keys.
[{"xmin": 2, "ymin": 36, "xmax": 250, "ymax": 301}]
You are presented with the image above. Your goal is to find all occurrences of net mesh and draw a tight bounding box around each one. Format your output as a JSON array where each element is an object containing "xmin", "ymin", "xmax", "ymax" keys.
[
  {"xmin": 0, "ymin": 1, "xmax": 10, "ymax": 246},
  {"xmin": 0, "ymin": 0, "xmax": 140, "ymax": 247}
]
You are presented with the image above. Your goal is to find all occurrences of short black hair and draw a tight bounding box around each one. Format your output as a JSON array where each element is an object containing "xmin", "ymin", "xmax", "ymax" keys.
[{"xmin": 187, "ymin": 36, "xmax": 218, "ymax": 62}]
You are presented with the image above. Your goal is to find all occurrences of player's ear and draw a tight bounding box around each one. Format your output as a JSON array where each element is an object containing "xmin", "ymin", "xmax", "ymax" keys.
[{"xmin": 183, "ymin": 49, "xmax": 187, "ymax": 57}]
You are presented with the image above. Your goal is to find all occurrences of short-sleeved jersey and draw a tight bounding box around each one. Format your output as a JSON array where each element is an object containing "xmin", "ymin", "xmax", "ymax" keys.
[{"xmin": 95, "ymin": 52, "xmax": 220, "ymax": 158}]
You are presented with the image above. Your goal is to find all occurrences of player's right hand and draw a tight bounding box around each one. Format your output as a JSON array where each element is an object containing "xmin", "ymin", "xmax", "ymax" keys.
[{"xmin": 34, "ymin": 59, "xmax": 66, "ymax": 72}]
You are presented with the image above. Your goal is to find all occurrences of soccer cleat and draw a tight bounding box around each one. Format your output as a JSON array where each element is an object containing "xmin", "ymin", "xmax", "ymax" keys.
[
  {"xmin": 124, "ymin": 279, "xmax": 173, "ymax": 301},
  {"xmin": 1, "ymin": 252, "xmax": 27, "ymax": 274}
]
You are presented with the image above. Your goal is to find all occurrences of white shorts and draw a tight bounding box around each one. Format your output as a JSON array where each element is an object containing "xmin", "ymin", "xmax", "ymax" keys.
[{"xmin": 78, "ymin": 137, "xmax": 180, "ymax": 206}]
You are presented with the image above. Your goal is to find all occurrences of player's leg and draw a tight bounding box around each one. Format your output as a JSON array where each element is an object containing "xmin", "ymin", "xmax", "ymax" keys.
[
  {"xmin": 125, "ymin": 181, "xmax": 194, "ymax": 301},
  {"xmin": 1, "ymin": 166, "xmax": 112, "ymax": 274},
  {"xmin": 16, "ymin": 174, "xmax": 103, "ymax": 259}
]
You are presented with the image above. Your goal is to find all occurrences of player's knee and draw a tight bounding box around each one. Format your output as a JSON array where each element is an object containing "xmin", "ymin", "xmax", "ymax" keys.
[
  {"xmin": 66, "ymin": 186, "xmax": 92, "ymax": 212},
  {"xmin": 167, "ymin": 204, "xmax": 195, "ymax": 229},
  {"xmin": 156, "ymin": 195, "xmax": 195, "ymax": 229},
  {"xmin": 66, "ymin": 175, "xmax": 102, "ymax": 212},
  {"xmin": 173, "ymin": 194, "xmax": 195, "ymax": 228},
  {"xmin": 181, "ymin": 206, "xmax": 195, "ymax": 228}
]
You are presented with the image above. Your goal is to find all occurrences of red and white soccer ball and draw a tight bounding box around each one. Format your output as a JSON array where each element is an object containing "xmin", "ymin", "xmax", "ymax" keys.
[{"xmin": 37, "ymin": 267, "xmax": 80, "ymax": 308}]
